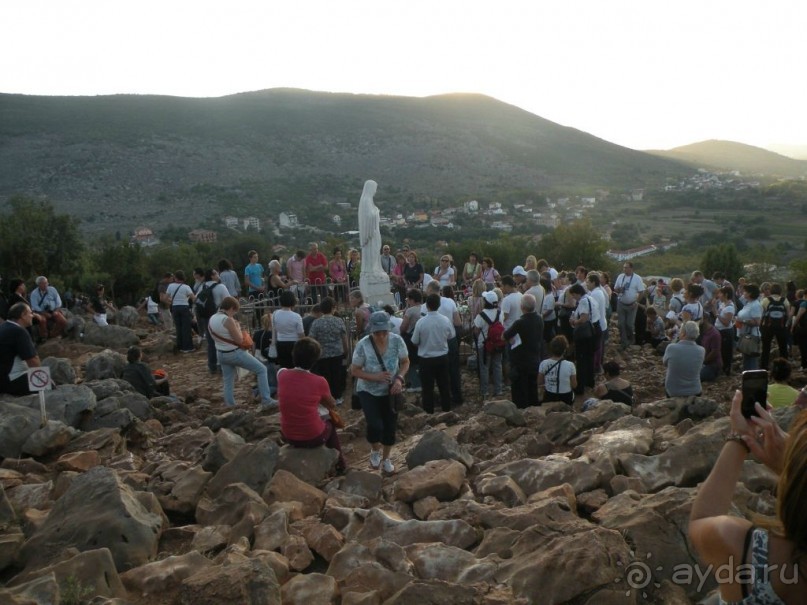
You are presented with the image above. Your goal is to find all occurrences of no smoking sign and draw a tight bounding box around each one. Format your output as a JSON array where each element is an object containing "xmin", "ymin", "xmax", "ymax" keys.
[{"xmin": 28, "ymin": 367, "xmax": 52, "ymax": 391}]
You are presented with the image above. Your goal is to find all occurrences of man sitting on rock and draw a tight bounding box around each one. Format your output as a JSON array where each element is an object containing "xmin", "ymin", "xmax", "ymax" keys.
[
  {"xmin": 29, "ymin": 275, "xmax": 67, "ymax": 338},
  {"xmin": 663, "ymin": 320, "xmax": 705, "ymax": 397},
  {"xmin": 0, "ymin": 302, "xmax": 40, "ymax": 396}
]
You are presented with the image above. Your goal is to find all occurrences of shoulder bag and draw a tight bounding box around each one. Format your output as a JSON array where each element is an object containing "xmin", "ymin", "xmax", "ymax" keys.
[
  {"xmin": 369, "ymin": 337, "xmax": 405, "ymax": 413},
  {"xmin": 737, "ymin": 325, "xmax": 761, "ymax": 356}
]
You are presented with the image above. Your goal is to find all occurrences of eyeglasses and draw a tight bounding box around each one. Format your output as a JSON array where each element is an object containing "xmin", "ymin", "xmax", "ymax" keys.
[{"xmin": 441, "ymin": 258, "xmax": 449, "ymax": 262}]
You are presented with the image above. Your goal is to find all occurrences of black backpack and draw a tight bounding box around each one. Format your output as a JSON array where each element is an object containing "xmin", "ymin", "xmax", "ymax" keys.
[
  {"xmin": 762, "ymin": 297, "xmax": 787, "ymax": 328},
  {"xmin": 195, "ymin": 283, "xmax": 218, "ymax": 318}
]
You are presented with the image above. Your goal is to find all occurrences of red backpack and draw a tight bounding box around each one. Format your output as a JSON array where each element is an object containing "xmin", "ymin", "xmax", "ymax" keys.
[{"xmin": 481, "ymin": 311, "xmax": 506, "ymax": 353}]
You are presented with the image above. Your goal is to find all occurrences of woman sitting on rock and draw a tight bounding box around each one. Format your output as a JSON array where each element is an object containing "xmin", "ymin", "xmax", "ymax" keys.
[
  {"xmin": 278, "ymin": 337, "xmax": 346, "ymax": 473},
  {"xmin": 689, "ymin": 392, "xmax": 806, "ymax": 604},
  {"xmin": 121, "ymin": 346, "xmax": 169, "ymax": 398},
  {"xmin": 592, "ymin": 361, "xmax": 635, "ymax": 406}
]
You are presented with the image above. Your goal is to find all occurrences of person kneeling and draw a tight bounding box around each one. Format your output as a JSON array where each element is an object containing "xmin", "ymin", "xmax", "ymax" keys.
[
  {"xmin": 278, "ymin": 337, "xmax": 346, "ymax": 473},
  {"xmin": 121, "ymin": 346, "xmax": 170, "ymax": 398}
]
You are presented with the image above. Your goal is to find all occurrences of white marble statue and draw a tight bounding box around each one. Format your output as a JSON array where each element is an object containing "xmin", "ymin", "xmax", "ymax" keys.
[
  {"xmin": 358, "ymin": 179, "xmax": 395, "ymax": 306},
  {"xmin": 358, "ymin": 179, "xmax": 383, "ymax": 277}
]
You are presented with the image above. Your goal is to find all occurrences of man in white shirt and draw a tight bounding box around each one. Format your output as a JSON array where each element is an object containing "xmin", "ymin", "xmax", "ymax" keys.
[
  {"xmin": 425, "ymin": 281, "xmax": 463, "ymax": 405},
  {"xmin": 380, "ymin": 245, "xmax": 395, "ymax": 276},
  {"xmin": 613, "ymin": 262, "xmax": 645, "ymax": 349},
  {"xmin": 691, "ymin": 270, "xmax": 718, "ymax": 317},
  {"xmin": 29, "ymin": 276, "xmax": 67, "ymax": 339},
  {"xmin": 411, "ymin": 293, "xmax": 455, "ymax": 413},
  {"xmin": 586, "ymin": 272, "xmax": 608, "ymax": 373},
  {"xmin": 525, "ymin": 270, "xmax": 545, "ymax": 313}
]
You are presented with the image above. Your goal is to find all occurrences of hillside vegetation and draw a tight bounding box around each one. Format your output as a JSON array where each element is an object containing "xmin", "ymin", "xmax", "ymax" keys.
[
  {"xmin": 649, "ymin": 139, "xmax": 807, "ymax": 177},
  {"xmin": 0, "ymin": 89, "xmax": 690, "ymax": 233}
]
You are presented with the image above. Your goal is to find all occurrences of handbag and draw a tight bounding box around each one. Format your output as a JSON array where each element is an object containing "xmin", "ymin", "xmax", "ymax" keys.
[
  {"xmin": 351, "ymin": 392, "xmax": 362, "ymax": 410},
  {"xmin": 369, "ymin": 337, "xmax": 405, "ymax": 414},
  {"xmin": 573, "ymin": 320, "xmax": 594, "ymax": 341},
  {"xmin": 737, "ymin": 327, "xmax": 761, "ymax": 356},
  {"xmin": 328, "ymin": 408, "xmax": 345, "ymax": 429},
  {"xmin": 209, "ymin": 321, "xmax": 252, "ymax": 350}
]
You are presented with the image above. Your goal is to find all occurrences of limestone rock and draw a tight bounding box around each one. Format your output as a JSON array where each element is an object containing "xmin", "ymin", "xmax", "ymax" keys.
[
  {"xmin": 115, "ymin": 306, "xmax": 140, "ymax": 328},
  {"xmin": 19, "ymin": 466, "xmax": 164, "ymax": 572},
  {"xmin": 21, "ymin": 420, "xmax": 77, "ymax": 457},
  {"xmin": 281, "ymin": 572, "xmax": 338, "ymax": 605},
  {"xmin": 191, "ymin": 525, "xmax": 232, "ymax": 554},
  {"xmin": 7, "ymin": 481, "xmax": 53, "ymax": 513},
  {"xmin": 206, "ymin": 437, "xmax": 279, "ymax": 499},
  {"xmin": 196, "ymin": 482, "xmax": 270, "ymax": 528},
  {"xmin": 83, "ymin": 325, "xmax": 140, "ymax": 350},
  {"xmin": 483, "ymin": 400, "xmax": 526, "ymax": 426},
  {"xmin": 405, "ymin": 542, "xmax": 498, "ymax": 584},
  {"xmin": 281, "ymin": 533, "xmax": 314, "ymax": 571},
  {"xmin": 121, "ymin": 550, "xmax": 211, "ymax": 596},
  {"xmin": 263, "ymin": 469, "xmax": 327, "ymax": 518},
  {"xmin": 201, "ymin": 428, "xmax": 246, "ymax": 473},
  {"xmin": 394, "ymin": 459, "xmax": 467, "ymax": 503},
  {"xmin": 484, "ymin": 455, "xmax": 602, "ymax": 497},
  {"xmin": 154, "ymin": 426, "xmax": 215, "ymax": 464},
  {"xmin": 10, "ymin": 548, "xmax": 126, "ymax": 600},
  {"xmin": 0, "ymin": 402, "xmax": 42, "ymax": 459},
  {"xmin": 619, "ymin": 417, "xmax": 729, "ymax": 491},
  {"xmin": 276, "ymin": 445, "xmax": 338, "ymax": 485},
  {"xmin": 404, "ymin": 429, "xmax": 474, "ymax": 470},
  {"xmin": 85, "ymin": 349, "xmax": 128, "ymax": 380},
  {"xmin": 41, "ymin": 357, "xmax": 77, "ymax": 385},
  {"xmin": 180, "ymin": 557, "xmax": 280, "ymax": 605},
  {"xmin": 350, "ymin": 508, "xmax": 478, "ymax": 549},
  {"xmin": 55, "ymin": 450, "xmax": 101, "ymax": 472},
  {"xmin": 254, "ymin": 510, "xmax": 290, "ymax": 552},
  {"xmin": 298, "ymin": 520, "xmax": 345, "ymax": 562},
  {"xmin": 636, "ymin": 396, "xmax": 718, "ymax": 426}
]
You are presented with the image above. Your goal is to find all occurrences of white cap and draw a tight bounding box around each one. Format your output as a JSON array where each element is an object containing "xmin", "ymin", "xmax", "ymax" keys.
[
  {"xmin": 513, "ymin": 265, "xmax": 528, "ymax": 277},
  {"xmin": 482, "ymin": 291, "xmax": 498, "ymax": 304},
  {"xmin": 549, "ymin": 268, "xmax": 559, "ymax": 280}
]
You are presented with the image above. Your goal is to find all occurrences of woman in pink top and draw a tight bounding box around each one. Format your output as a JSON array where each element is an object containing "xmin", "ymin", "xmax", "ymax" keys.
[
  {"xmin": 278, "ymin": 337, "xmax": 345, "ymax": 472},
  {"xmin": 329, "ymin": 248, "xmax": 348, "ymax": 308}
]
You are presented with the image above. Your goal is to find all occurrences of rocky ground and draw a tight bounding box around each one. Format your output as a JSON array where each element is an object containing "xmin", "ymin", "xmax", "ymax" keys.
[{"xmin": 0, "ymin": 307, "xmax": 803, "ymax": 605}]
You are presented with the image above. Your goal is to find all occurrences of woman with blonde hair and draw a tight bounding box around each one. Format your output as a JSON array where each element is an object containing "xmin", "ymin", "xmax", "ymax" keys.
[{"xmin": 689, "ymin": 394, "xmax": 807, "ymax": 604}]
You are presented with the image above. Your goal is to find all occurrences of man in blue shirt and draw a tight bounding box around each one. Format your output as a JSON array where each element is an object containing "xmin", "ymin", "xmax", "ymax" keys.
[
  {"xmin": 29, "ymin": 276, "xmax": 67, "ymax": 338},
  {"xmin": 244, "ymin": 250, "xmax": 265, "ymax": 297}
]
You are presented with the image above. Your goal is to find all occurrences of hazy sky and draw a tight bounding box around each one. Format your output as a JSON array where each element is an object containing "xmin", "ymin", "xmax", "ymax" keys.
[{"xmin": 2, "ymin": 1, "xmax": 805, "ymax": 150}]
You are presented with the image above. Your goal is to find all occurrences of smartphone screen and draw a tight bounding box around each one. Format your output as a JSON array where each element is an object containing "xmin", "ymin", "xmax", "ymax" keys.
[{"xmin": 741, "ymin": 370, "xmax": 768, "ymax": 418}]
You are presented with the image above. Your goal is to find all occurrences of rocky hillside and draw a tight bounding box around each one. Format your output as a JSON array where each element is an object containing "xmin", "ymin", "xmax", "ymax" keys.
[
  {"xmin": 0, "ymin": 90, "xmax": 690, "ymax": 233},
  {"xmin": 0, "ymin": 308, "xmax": 798, "ymax": 604}
]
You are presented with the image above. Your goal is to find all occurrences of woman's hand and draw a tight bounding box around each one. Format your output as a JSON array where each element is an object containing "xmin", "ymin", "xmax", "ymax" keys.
[
  {"xmin": 746, "ymin": 401, "xmax": 789, "ymax": 475},
  {"xmin": 728, "ymin": 389, "xmax": 753, "ymax": 435},
  {"xmin": 377, "ymin": 370, "xmax": 392, "ymax": 383},
  {"xmin": 390, "ymin": 379, "xmax": 404, "ymax": 395}
]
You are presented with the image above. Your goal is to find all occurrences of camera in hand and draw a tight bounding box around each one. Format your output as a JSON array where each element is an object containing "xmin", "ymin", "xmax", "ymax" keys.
[{"xmin": 741, "ymin": 370, "xmax": 768, "ymax": 418}]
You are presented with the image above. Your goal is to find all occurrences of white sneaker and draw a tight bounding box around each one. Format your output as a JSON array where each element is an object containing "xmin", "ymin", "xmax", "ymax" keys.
[
  {"xmin": 369, "ymin": 450, "xmax": 382, "ymax": 469},
  {"xmin": 382, "ymin": 458, "xmax": 395, "ymax": 474}
]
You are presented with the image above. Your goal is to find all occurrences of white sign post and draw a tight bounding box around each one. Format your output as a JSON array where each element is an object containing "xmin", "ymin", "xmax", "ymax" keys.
[{"xmin": 27, "ymin": 367, "xmax": 52, "ymax": 427}]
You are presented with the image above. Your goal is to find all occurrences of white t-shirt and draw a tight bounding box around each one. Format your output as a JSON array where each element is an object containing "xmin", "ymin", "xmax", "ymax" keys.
[
  {"xmin": 272, "ymin": 309, "xmax": 304, "ymax": 342},
  {"xmin": 433, "ymin": 266, "xmax": 455, "ymax": 287},
  {"xmin": 614, "ymin": 272, "xmax": 644, "ymax": 305},
  {"xmin": 525, "ymin": 284, "xmax": 545, "ymax": 315},
  {"xmin": 166, "ymin": 283, "xmax": 193, "ymax": 307},
  {"xmin": 438, "ymin": 296, "xmax": 459, "ymax": 326},
  {"xmin": 542, "ymin": 289, "xmax": 556, "ymax": 321},
  {"xmin": 539, "ymin": 358, "xmax": 576, "ymax": 394},
  {"xmin": 588, "ymin": 287, "xmax": 608, "ymax": 330},
  {"xmin": 501, "ymin": 291, "xmax": 523, "ymax": 329}
]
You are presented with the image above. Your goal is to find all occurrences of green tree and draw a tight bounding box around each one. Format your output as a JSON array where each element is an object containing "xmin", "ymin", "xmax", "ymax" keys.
[
  {"xmin": 535, "ymin": 219, "xmax": 611, "ymax": 271},
  {"xmin": 89, "ymin": 239, "xmax": 149, "ymax": 305},
  {"xmin": 701, "ymin": 243, "xmax": 743, "ymax": 282},
  {"xmin": 0, "ymin": 195, "xmax": 84, "ymax": 282}
]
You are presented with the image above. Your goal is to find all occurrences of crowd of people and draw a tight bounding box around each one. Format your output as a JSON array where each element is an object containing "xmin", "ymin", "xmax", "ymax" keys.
[
  {"xmin": 3, "ymin": 245, "xmax": 807, "ymax": 479},
  {"xmin": 4, "ymin": 240, "xmax": 807, "ymax": 602}
]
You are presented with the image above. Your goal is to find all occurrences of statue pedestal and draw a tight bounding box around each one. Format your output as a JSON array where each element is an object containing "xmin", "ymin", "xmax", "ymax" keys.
[{"xmin": 360, "ymin": 273, "xmax": 395, "ymax": 308}]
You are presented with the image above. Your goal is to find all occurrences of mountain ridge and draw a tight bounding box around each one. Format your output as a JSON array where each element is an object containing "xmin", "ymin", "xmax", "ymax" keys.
[
  {"xmin": 647, "ymin": 139, "xmax": 807, "ymax": 177},
  {"xmin": 0, "ymin": 88, "xmax": 691, "ymax": 233}
]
